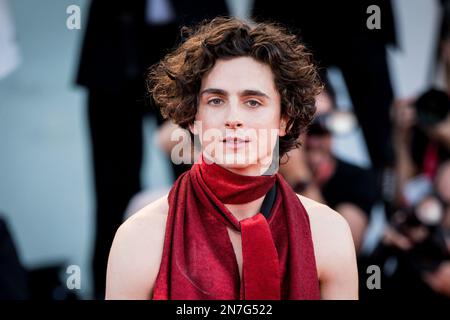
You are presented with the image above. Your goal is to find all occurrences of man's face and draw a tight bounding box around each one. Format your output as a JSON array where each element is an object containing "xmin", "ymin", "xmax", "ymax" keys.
[
  {"xmin": 191, "ymin": 57, "xmax": 286, "ymax": 175},
  {"xmin": 304, "ymin": 134, "xmax": 333, "ymax": 183}
]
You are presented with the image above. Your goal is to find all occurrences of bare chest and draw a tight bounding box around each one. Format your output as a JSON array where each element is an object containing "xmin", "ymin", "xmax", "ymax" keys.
[{"xmin": 226, "ymin": 227, "xmax": 243, "ymax": 280}]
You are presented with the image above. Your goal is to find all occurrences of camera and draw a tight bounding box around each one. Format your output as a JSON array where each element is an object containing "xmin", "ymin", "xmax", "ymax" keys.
[{"xmin": 391, "ymin": 195, "xmax": 450, "ymax": 273}]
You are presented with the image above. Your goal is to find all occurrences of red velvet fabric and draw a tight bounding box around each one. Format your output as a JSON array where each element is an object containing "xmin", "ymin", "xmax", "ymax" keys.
[
  {"xmin": 152, "ymin": 154, "xmax": 320, "ymax": 300},
  {"xmin": 423, "ymin": 141, "xmax": 439, "ymax": 179}
]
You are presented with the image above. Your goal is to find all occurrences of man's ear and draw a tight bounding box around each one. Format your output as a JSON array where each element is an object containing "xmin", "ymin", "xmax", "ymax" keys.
[
  {"xmin": 279, "ymin": 117, "xmax": 288, "ymax": 137},
  {"xmin": 189, "ymin": 122, "xmax": 197, "ymax": 135}
]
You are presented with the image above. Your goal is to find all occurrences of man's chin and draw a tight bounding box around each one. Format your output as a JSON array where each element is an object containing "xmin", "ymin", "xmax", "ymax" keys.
[{"xmin": 212, "ymin": 153, "xmax": 258, "ymax": 168}]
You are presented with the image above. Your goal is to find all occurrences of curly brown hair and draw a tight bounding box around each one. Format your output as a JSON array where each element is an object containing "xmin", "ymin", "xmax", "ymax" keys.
[{"xmin": 147, "ymin": 17, "xmax": 322, "ymax": 157}]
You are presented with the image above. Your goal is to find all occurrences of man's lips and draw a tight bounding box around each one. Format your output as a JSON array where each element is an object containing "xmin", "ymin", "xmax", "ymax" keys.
[
  {"xmin": 222, "ymin": 137, "xmax": 250, "ymax": 143},
  {"xmin": 221, "ymin": 137, "xmax": 250, "ymax": 150}
]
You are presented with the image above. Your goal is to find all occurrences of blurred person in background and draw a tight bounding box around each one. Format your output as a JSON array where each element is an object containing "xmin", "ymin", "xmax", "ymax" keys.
[
  {"xmin": 300, "ymin": 115, "xmax": 378, "ymax": 255},
  {"xmin": 280, "ymin": 90, "xmax": 378, "ymax": 255},
  {"xmin": 365, "ymin": 160, "xmax": 450, "ymax": 300},
  {"xmin": 277, "ymin": 91, "xmax": 334, "ymax": 190},
  {"xmin": 422, "ymin": 160, "xmax": 450, "ymax": 298},
  {"xmin": 252, "ymin": 0, "xmax": 398, "ymax": 213},
  {"xmin": 391, "ymin": 88, "xmax": 450, "ymax": 209},
  {"xmin": 435, "ymin": 160, "xmax": 450, "ymax": 239},
  {"xmin": 76, "ymin": 0, "xmax": 228, "ymax": 299},
  {"xmin": 362, "ymin": 88, "xmax": 450, "ymax": 300},
  {"xmin": 122, "ymin": 119, "xmax": 200, "ymax": 220}
]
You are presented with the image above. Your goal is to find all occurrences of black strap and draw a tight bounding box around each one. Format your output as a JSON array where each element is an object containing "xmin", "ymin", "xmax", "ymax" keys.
[{"xmin": 260, "ymin": 182, "xmax": 277, "ymax": 220}]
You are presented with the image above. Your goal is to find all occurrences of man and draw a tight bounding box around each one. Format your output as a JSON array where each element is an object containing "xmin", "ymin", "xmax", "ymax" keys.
[{"xmin": 106, "ymin": 17, "xmax": 358, "ymax": 300}]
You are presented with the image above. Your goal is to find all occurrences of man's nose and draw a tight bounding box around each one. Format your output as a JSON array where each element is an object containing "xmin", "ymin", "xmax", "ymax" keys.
[
  {"xmin": 224, "ymin": 101, "xmax": 243, "ymax": 128},
  {"xmin": 225, "ymin": 119, "xmax": 243, "ymax": 128}
]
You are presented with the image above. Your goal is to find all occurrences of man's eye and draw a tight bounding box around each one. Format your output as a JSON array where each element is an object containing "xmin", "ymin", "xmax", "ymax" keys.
[
  {"xmin": 208, "ymin": 98, "xmax": 223, "ymax": 105},
  {"xmin": 246, "ymin": 100, "xmax": 261, "ymax": 107}
]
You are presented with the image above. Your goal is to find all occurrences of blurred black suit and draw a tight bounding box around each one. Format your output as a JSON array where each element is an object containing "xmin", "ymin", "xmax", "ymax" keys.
[
  {"xmin": 253, "ymin": 0, "xmax": 397, "ymax": 170},
  {"xmin": 76, "ymin": 0, "xmax": 229, "ymax": 299}
]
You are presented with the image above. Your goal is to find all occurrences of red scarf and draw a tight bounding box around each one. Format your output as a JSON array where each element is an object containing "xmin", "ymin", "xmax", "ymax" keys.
[
  {"xmin": 423, "ymin": 141, "xmax": 439, "ymax": 179},
  {"xmin": 152, "ymin": 155, "xmax": 320, "ymax": 300}
]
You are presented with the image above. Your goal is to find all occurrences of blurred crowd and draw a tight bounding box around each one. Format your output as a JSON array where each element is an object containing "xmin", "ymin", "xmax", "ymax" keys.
[{"xmin": 1, "ymin": 0, "xmax": 450, "ymax": 300}]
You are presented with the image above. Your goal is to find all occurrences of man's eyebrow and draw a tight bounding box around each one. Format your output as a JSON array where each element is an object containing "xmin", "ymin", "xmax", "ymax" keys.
[
  {"xmin": 200, "ymin": 88, "xmax": 270, "ymax": 99},
  {"xmin": 240, "ymin": 89, "xmax": 270, "ymax": 99},
  {"xmin": 200, "ymin": 88, "xmax": 227, "ymax": 96}
]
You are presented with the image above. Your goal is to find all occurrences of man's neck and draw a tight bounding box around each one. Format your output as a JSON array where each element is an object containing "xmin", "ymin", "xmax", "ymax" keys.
[
  {"xmin": 224, "ymin": 195, "xmax": 266, "ymax": 222},
  {"xmin": 222, "ymin": 158, "xmax": 277, "ymax": 177},
  {"xmin": 203, "ymin": 151, "xmax": 278, "ymax": 177}
]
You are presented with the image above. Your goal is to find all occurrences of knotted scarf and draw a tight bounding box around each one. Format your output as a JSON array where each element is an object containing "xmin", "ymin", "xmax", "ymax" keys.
[{"xmin": 152, "ymin": 154, "xmax": 320, "ymax": 300}]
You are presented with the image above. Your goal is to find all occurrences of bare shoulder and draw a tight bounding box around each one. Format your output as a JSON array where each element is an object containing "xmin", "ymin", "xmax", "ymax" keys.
[
  {"xmin": 120, "ymin": 193, "xmax": 169, "ymax": 237},
  {"xmin": 105, "ymin": 193, "xmax": 169, "ymax": 299},
  {"xmin": 296, "ymin": 194, "xmax": 358, "ymax": 299},
  {"xmin": 297, "ymin": 194, "xmax": 351, "ymax": 236}
]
